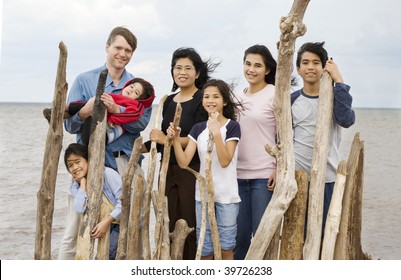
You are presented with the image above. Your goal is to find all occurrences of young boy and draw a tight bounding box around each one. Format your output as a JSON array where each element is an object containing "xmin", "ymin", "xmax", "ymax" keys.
[{"xmin": 291, "ymin": 42, "xmax": 355, "ymax": 231}]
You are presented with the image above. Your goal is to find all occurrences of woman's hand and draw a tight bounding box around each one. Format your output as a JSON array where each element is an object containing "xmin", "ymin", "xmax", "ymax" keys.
[
  {"xmin": 267, "ymin": 172, "xmax": 276, "ymax": 191},
  {"xmin": 150, "ymin": 129, "xmax": 167, "ymax": 145}
]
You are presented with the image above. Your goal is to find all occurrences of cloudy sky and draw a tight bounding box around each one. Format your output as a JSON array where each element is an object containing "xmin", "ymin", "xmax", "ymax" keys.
[{"xmin": 1, "ymin": 0, "xmax": 400, "ymax": 108}]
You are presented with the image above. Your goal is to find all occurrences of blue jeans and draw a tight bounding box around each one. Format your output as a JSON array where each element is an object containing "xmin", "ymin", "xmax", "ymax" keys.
[
  {"xmin": 234, "ymin": 178, "xmax": 273, "ymax": 260},
  {"xmin": 105, "ymin": 133, "xmax": 143, "ymax": 171},
  {"xmin": 109, "ymin": 223, "xmax": 120, "ymax": 260},
  {"xmin": 304, "ymin": 182, "xmax": 335, "ymax": 238},
  {"xmin": 195, "ymin": 201, "xmax": 239, "ymax": 257}
]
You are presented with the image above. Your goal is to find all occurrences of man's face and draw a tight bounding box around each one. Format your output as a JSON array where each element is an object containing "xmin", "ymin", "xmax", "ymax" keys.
[{"xmin": 105, "ymin": 35, "xmax": 133, "ymax": 70}]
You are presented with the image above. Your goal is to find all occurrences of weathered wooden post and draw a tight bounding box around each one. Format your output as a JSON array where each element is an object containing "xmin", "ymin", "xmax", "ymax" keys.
[
  {"xmin": 170, "ymin": 219, "xmax": 194, "ymax": 260},
  {"xmin": 321, "ymin": 160, "xmax": 347, "ymax": 260},
  {"xmin": 96, "ymin": 201, "xmax": 112, "ymax": 259},
  {"xmin": 334, "ymin": 133, "xmax": 368, "ymax": 259},
  {"xmin": 303, "ymin": 72, "xmax": 334, "ymax": 259},
  {"xmin": 141, "ymin": 95, "xmax": 168, "ymax": 260},
  {"xmin": 205, "ymin": 133, "xmax": 222, "ymax": 260},
  {"xmin": 184, "ymin": 167, "xmax": 207, "ymax": 260},
  {"xmin": 127, "ymin": 166, "xmax": 145, "ymax": 259},
  {"xmin": 246, "ymin": 0, "xmax": 309, "ymax": 259},
  {"xmin": 280, "ymin": 170, "xmax": 308, "ymax": 260},
  {"xmin": 116, "ymin": 136, "xmax": 143, "ymax": 259},
  {"xmin": 153, "ymin": 103, "xmax": 182, "ymax": 259},
  {"xmin": 75, "ymin": 69, "xmax": 108, "ymax": 260},
  {"xmin": 35, "ymin": 41, "xmax": 68, "ymax": 260}
]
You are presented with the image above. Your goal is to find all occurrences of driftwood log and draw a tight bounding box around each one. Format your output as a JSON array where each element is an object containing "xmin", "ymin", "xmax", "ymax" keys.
[
  {"xmin": 160, "ymin": 198, "xmax": 171, "ymax": 260},
  {"xmin": 245, "ymin": 0, "xmax": 309, "ymax": 259},
  {"xmin": 303, "ymin": 72, "xmax": 334, "ymax": 259},
  {"xmin": 127, "ymin": 166, "xmax": 145, "ymax": 259},
  {"xmin": 170, "ymin": 219, "xmax": 194, "ymax": 260},
  {"xmin": 153, "ymin": 103, "xmax": 182, "ymax": 259},
  {"xmin": 35, "ymin": 41, "xmax": 68, "ymax": 260},
  {"xmin": 75, "ymin": 69, "xmax": 108, "ymax": 260},
  {"xmin": 263, "ymin": 222, "xmax": 281, "ymax": 260},
  {"xmin": 280, "ymin": 170, "xmax": 308, "ymax": 260},
  {"xmin": 185, "ymin": 167, "xmax": 207, "ymax": 260},
  {"xmin": 141, "ymin": 94, "xmax": 168, "ymax": 260},
  {"xmin": 334, "ymin": 133, "xmax": 368, "ymax": 259},
  {"xmin": 96, "ymin": 201, "xmax": 112, "ymax": 260},
  {"xmin": 116, "ymin": 137, "xmax": 143, "ymax": 259},
  {"xmin": 321, "ymin": 160, "xmax": 347, "ymax": 260},
  {"xmin": 205, "ymin": 133, "xmax": 221, "ymax": 260}
]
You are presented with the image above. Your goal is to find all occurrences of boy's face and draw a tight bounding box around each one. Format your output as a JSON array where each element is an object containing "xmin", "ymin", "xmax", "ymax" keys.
[
  {"xmin": 122, "ymin": 82, "xmax": 144, "ymax": 100},
  {"xmin": 66, "ymin": 154, "xmax": 88, "ymax": 183},
  {"xmin": 297, "ymin": 51, "xmax": 323, "ymax": 85}
]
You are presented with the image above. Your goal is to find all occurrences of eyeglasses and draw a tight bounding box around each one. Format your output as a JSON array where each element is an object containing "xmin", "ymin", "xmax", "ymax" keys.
[{"xmin": 173, "ymin": 65, "xmax": 195, "ymax": 73}]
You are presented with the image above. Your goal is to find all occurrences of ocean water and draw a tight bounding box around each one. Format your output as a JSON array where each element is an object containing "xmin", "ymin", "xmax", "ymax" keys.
[{"xmin": 0, "ymin": 103, "xmax": 400, "ymax": 260}]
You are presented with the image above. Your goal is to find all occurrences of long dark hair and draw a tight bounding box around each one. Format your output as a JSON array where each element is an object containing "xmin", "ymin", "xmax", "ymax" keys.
[
  {"xmin": 243, "ymin": 44, "xmax": 277, "ymax": 85},
  {"xmin": 170, "ymin": 47, "xmax": 219, "ymax": 92},
  {"xmin": 202, "ymin": 79, "xmax": 243, "ymax": 121}
]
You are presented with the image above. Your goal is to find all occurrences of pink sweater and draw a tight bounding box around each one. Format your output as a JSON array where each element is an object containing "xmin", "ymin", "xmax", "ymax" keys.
[{"xmin": 236, "ymin": 84, "xmax": 277, "ymax": 179}]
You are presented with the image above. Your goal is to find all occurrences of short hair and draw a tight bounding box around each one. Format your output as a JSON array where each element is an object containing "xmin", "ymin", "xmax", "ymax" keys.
[
  {"xmin": 106, "ymin": 26, "xmax": 137, "ymax": 52},
  {"xmin": 243, "ymin": 44, "xmax": 277, "ymax": 85},
  {"xmin": 296, "ymin": 41, "xmax": 328, "ymax": 68},
  {"xmin": 64, "ymin": 143, "xmax": 88, "ymax": 170}
]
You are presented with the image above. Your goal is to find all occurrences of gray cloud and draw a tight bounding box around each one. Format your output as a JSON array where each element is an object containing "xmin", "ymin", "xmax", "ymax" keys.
[{"xmin": 1, "ymin": 0, "xmax": 400, "ymax": 108}]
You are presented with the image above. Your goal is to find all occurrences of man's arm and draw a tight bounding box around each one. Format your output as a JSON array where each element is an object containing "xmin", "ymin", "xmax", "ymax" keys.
[
  {"xmin": 122, "ymin": 106, "xmax": 152, "ymax": 133},
  {"xmin": 64, "ymin": 77, "xmax": 85, "ymax": 134}
]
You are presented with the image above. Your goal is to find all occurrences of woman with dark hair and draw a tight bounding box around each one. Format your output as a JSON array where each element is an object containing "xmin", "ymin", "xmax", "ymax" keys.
[
  {"xmin": 143, "ymin": 47, "xmax": 218, "ymax": 259},
  {"xmin": 234, "ymin": 44, "xmax": 278, "ymax": 260}
]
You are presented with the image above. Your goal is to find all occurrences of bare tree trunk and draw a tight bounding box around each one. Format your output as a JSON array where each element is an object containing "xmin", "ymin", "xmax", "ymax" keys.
[
  {"xmin": 245, "ymin": 0, "xmax": 309, "ymax": 259},
  {"xmin": 75, "ymin": 69, "xmax": 108, "ymax": 260},
  {"xmin": 321, "ymin": 160, "xmax": 347, "ymax": 260},
  {"xmin": 280, "ymin": 170, "xmax": 308, "ymax": 260},
  {"xmin": 303, "ymin": 72, "xmax": 334, "ymax": 259},
  {"xmin": 185, "ymin": 167, "xmax": 207, "ymax": 260},
  {"xmin": 160, "ymin": 198, "xmax": 171, "ymax": 260},
  {"xmin": 96, "ymin": 201, "xmax": 112, "ymax": 260},
  {"xmin": 127, "ymin": 167, "xmax": 145, "ymax": 259},
  {"xmin": 264, "ymin": 220, "xmax": 281, "ymax": 260},
  {"xmin": 116, "ymin": 137, "xmax": 143, "ymax": 260},
  {"xmin": 205, "ymin": 133, "xmax": 221, "ymax": 260},
  {"xmin": 142, "ymin": 95, "xmax": 168, "ymax": 260},
  {"xmin": 153, "ymin": 103, "xmax": 182, "ymax": 259},
  {"xmin": 35, "ymin": 42, "xmax": 68, "ymax": 260},
  {"xmin": 334, "ymin": 133, "xmax": 368, "ymax": 259}
]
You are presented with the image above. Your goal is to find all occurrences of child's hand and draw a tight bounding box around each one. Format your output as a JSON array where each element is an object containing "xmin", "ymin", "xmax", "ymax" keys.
[
  {"xmin": 91, "ymin": 219, "xmax": 110, "ymax": 238},
  {"xmin": 208, "ymin": 112, "xmax": 220, "ymax": 137},
  {"xmin": 325, "ymin": 58, "xmax": 344, "ymax": 83},
  {"xmin": 166, "ymin": 122, "xmax": 181, "ymax": 140},
  {"xmin": 108, "ymin": 121, "xmax": 114, "ymax": 128},
  {"xmin": 80, "ymin": 177, "xmax": 87, "ymax": 191}
]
